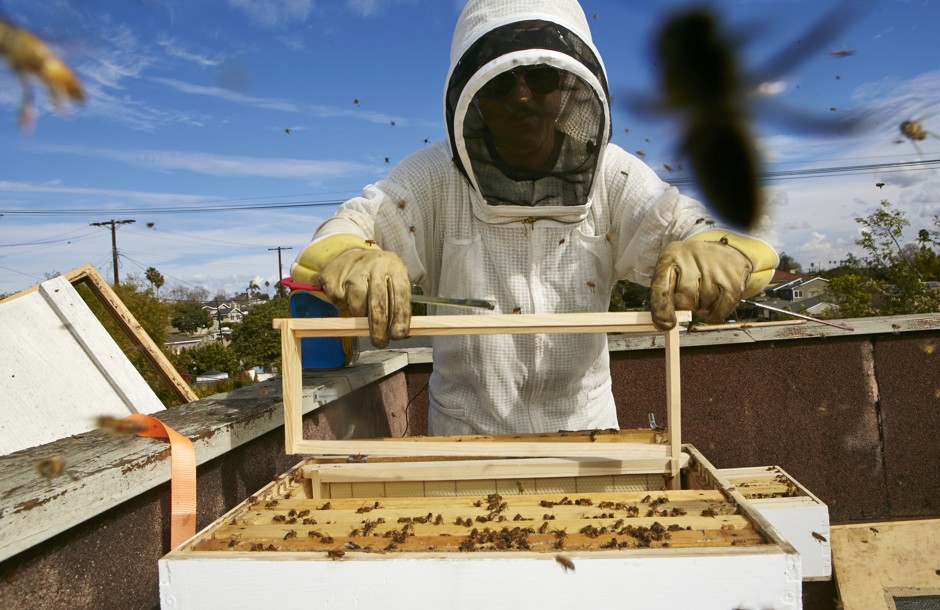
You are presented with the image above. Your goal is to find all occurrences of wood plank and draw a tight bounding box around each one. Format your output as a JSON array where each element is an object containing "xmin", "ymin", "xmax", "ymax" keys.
[
  {"xmin": 69, "ymin": 265, "xmax": 198, "ymax": 403},
  {"xmin": 664, "ymin": 324, "xmax": 681, "ymax": 489},
  {"xmin": 386, "ymin": 429, "xmax": 663, "ymax": 444},
  {"xmin": 292, "ymin": 438, "xmax": 683, "ymax": 461},
  {"xmin": 831, "ymin": 519, "xmax": 940, "ymax": 608},
  {"xmin": 303, "ymin": 457, "xmax": 688, "ymax": 483},
  {"xmin": 274, "ymin": 311, "xmax": 693, "ymax": 337}
]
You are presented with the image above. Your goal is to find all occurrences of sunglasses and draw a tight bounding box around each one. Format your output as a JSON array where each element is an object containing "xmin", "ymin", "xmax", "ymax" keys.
[{"xmin": 479, "ymin": 66, "xmax": 562, "ymax": 99}]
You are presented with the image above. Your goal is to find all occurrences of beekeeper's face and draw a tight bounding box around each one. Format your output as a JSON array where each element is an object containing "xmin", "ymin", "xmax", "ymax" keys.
[{"xmin": 475, "ymin": 65, "xmax": 564, "ymax": 169}]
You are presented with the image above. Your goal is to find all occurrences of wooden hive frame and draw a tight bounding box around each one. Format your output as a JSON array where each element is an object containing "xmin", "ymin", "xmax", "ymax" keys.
[{"xmin": 273, "ymin": 311, "xmax": 692, "ymax": 486}]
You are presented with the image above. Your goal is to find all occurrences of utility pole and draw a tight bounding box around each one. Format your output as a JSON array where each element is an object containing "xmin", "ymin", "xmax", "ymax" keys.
[
  {"xmin": 90, "ymin": 219, "xmax": 135, "ymax": 285},
  {"xmin": 268, "ymin": 246, "xmax": 293, "ymax": 297}
]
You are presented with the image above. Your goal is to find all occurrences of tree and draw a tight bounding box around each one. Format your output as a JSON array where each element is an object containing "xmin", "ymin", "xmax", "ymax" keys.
[
  {"xmin": 171, "ymin": 342, "xmax": 240, "ymax": 378},
  {"xmin": 172, "ymin": 301, "xmax": 214, "ymax": 334},
  {"xmin": 247, "ymin": 279, "xmax": 261, "ymax": 298},
  {"xmin": 145, "ymin": 267, "xmax": 165, "ymax": 294},
  {"xmin": 230, "ymin": 297, "xmax": 291, "ymax": 369},
  {"xmin": 827, "ymin": 200, "xmax": 940, "ymax": 317},
  {"xmin": 165, "ymin": 285, "xmax": 209, "ymax": 303},
  {"xmin": 776, "ymin": 252, "xmax": 801, "ymax": 274}
]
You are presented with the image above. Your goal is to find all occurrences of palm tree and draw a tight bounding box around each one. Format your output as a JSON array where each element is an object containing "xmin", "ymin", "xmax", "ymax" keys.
[{"xmin": 145, "ymin": 267, "xmax": 165, "ymax": 295}]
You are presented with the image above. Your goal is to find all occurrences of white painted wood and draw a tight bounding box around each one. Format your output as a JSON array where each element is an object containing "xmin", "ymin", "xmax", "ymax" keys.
[
  {"xmin": 720, "ymin": 465, "xmax": 832, "ymax": 580},
  {"xmin": 160, "ymin": 549, "xmax": 801, "ymax": 609},
  {"xmin": 39, "ymin": 278, "xmax": 164, "ymax": 414},
  {"xmin": 0, "ymin": 276, "xmax": 163, "ymax": 455},
  {"xmin": 750, "ymin": 499, "xmax": 831, "ymax": 581},
  {"xmin": 0, "ymin": 350, "xmax": 409, "ymax": 564}
]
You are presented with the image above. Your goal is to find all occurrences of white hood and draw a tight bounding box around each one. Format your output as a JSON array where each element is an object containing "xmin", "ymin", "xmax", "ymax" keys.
[{"xmin": 444, "ymin": 0, "xmax": 611, "ymax": 223}]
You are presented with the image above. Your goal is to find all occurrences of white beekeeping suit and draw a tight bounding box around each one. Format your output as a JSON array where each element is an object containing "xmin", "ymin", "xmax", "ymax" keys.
[{"xmin": 292, "ymin": 0, "xmax": 777, "ymax": 435}]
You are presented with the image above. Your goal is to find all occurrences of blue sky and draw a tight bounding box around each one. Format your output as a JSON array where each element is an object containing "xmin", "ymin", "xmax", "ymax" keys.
[{"xmin": 1, "ymin": 0, "xmax": 939, "ymax": 298}]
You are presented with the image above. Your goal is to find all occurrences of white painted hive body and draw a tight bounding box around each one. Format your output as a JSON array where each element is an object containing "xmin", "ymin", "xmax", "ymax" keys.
[{"xmin": 160, "ymin": 440, "xmax": 809, "ymax": 610}]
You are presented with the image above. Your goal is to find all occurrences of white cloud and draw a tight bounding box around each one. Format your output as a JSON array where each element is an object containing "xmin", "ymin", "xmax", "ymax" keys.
[
  {"xmin": 34, "ymin": 144, "xmax": 375, "ymax": 179},
  {"xmin": 0, "ymin": 180, "xmax": 215, "ymax": 205},
  {"xmin": 157, "ymin": 36, "xmax": 223, "ymax": 68},
  {"xmin": 227, "ymin": 0, "xmax": 313, "ymax": 27},
  {"xmin": 344, "ymin": 0, "xmax": 419, "ymax": 17},
  {"xmin": 151, "ymin": 76, "xmax": 410, "ymax": 125}
]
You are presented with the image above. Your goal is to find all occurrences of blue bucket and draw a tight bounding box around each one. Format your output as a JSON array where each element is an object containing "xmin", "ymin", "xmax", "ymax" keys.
[{"xmin": 288, "ymin": 290, "xmax": 357, "ymax": 370}]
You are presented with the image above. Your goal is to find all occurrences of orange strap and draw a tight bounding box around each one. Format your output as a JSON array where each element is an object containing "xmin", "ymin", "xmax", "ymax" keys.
[{"xmin": 123, "ymin": 414, "xmax": 196, "ymax": 549}]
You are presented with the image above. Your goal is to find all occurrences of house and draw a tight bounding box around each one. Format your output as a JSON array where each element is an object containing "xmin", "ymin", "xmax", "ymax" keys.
[
  {"xmin": 203, "ymin": 301, "xmax": 246, "ymax": 325},
  {"xmin": 744, "ymin": 269, "xmax": 835, "ymax": 320}
]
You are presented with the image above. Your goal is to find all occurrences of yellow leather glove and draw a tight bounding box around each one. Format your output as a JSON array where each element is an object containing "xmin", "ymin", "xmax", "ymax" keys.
[
  {"xmin": 650, "ymin": 230, "xmax": 778, "ymax": 330},
  {"xmin": 317, "ymin": 245, "xmax": 411, "ymax": 349}
]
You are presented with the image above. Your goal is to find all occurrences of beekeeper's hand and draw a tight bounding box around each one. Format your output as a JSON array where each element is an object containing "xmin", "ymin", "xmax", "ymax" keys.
[
  {"xmin": 649, "ymin": 230, "xmax": 778, "ymax": 330},
  {"xmin": 319, "ymin": 247, "xmax": 411, "ymax": 348}
]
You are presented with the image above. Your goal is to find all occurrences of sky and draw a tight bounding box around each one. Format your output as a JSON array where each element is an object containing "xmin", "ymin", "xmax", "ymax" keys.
[{"xmin": 1, "ymin": 0, "xmax": 939, "ymax": 298}]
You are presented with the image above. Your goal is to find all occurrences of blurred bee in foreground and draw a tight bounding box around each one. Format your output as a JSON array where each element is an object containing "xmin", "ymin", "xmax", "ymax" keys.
[
  {"xmin": 96, "ymin": 415, "xmax": 147, "ymax": 435},
  {"xmin": 635, "ymin": 3, "xmax": 863, "ymax": 229},
  {"xmin": 898, "ymin": 119, "xmax": 939, "ymax": 155},
  {"xmin": 0, "ymin": 17, "xmax": 84, "ymax": 132}
]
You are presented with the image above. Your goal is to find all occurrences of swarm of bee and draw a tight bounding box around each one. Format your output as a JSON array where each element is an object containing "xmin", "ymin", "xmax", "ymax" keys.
[{"xmin": 0, "ymin": 17, "xmax": 84, "ymax": 131}]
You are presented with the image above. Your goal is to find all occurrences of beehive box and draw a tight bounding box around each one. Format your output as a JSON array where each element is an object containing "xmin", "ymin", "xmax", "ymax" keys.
[
  {"xmin": 720, "ymin": 465, "xmax": 831, "ymax": 580},
  {"xmin": 160, "ymin": 439, "xmax": 805, "ymax": 609},
  {"xmin": 159, "ymin": 313, "xmax": 810, "ymax": 608}
]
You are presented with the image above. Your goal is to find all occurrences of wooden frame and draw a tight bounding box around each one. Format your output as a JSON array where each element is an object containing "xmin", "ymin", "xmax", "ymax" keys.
[
  {"xmin": 1, "ymin": 264, "xmax": 198, "ymax": 404},
  {"xmin": 273, "ymin": 311, "xmax": 691, "ymax": 485}
]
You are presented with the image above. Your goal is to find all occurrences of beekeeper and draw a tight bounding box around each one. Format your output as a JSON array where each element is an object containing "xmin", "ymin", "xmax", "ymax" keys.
[{"xmin": 291, "ymin": 0, "xmax": 777, "ymax": 436}]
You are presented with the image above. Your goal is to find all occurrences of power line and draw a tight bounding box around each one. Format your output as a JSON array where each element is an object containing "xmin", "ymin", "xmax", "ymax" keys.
[{"xmin": 2, "ymin": 158, "xmax": 937, "ymax": 218}]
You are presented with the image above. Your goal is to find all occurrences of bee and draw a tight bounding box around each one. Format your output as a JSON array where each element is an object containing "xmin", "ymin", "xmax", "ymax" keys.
[
  {"xmin": 96, "ymin": 415, "xmax": 147, "ymax": 435},
  {"xmin": 812, "ymin": 531, "xmax": 827, "ymax": 543},
  {"xmin": 516, "ymin": 480, "xmax": 526, "ymax": 494},
  {"xmin": 353, "ymin": 98, "xmax": 360, "ymax": 107},
  {"xmin": 36, "ymin": 456, "xmax": 66, "ymax": 478},
  {"xmin": 0, "ymin": 18, "xmax": 84, "ymax": 132},
  {"xmin": 899, "ymin": 119, "xmax": 939, "ymax": 155},
  {"xmin": 326, "ymin": 549, "xmax": 345, "ymax": 560},
  {"xmin": 875, "ymin": 182, "xmax": 885, "ymax": 189},
  {"xmin": 586, "ymin": 280, "xmax": 596, "ymax": 293},
  {"xmin": 828, "ymin": 48, "xmax": 855, "ymax": 58},
  {"xmin": 284, "ymin": 128, "xmax": 291, "ymax": 135},
  {"xmin": 640, "ymin": 4, "xmax": 863, "ymax": 229},
  {"xmin": 555, "ymin": 554, "xmax": 575, "ymax": 573}
]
